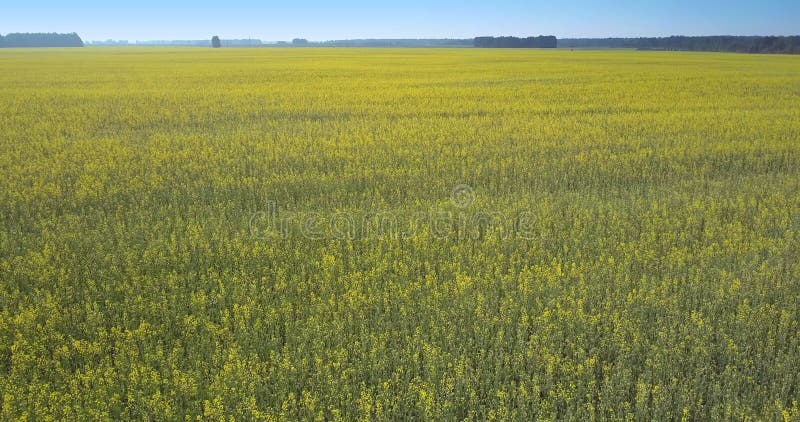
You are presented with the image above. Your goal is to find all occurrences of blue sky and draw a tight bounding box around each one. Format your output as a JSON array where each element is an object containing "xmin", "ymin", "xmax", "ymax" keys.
[{"xmin": 2, "ymin": 0, "xmax": 798, "ymax": 41}]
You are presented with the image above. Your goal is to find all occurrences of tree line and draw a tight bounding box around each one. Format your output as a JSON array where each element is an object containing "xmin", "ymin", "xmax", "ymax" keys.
[
  {"xmin": 0, "ymin": 33, "xmax": 84, "ymax": 48},
  {"xmin": 316, "ymin": 39, "xmax": 473, "ymax": 47},
  {"xmin": 474, "ymin": 36, "xmax": 557, "ymax": 48},
  {"xmin": 560, "ymin": 36, "xmax": 800, "ymax": 54}
]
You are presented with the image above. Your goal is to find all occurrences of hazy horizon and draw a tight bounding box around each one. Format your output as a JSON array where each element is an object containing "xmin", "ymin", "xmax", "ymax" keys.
[{"xmin": 2, "ymin": 0, "xmax": 798, "ymax": 42}]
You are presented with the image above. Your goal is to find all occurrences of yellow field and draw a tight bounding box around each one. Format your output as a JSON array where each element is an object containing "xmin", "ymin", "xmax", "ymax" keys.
[{"xmin": 1, "ymin": 47, "xmax": 799, "ymax": 420}]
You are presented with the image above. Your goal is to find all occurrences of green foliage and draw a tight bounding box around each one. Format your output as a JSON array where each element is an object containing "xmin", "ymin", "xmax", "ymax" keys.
[
  {"xmin": 474, "ymin": 36, "xmax": 557, "ymax": 48},
  {"xmin": 561, "ymin": 36, "xmax": 800, "ymax": 54},
  {"xmin": 0, "ymin": 32, "xmax": 83, "ymax": 48},
  {"xmin": 0, "ymin": 48, "xmax": 799, "ymax": 419}
]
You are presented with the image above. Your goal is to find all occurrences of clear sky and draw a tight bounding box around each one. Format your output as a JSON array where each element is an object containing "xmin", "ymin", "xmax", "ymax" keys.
[{"xmin": 2, "ymin": 0, "xmax": 798, "ymax": 41}]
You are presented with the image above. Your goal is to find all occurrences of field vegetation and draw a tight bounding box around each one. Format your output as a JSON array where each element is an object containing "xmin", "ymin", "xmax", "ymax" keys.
[{"xmin": 1, "ymin": 47, "xmax": 799, "ymax": 420}]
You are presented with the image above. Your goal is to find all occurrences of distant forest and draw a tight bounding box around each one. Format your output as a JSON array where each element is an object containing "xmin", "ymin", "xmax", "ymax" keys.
[
  {"xmin": 0, "ymin": 33, "xmax": 84, "ymax": 48},
  {"xmin": 4, "ymin": 32, "xmax": 799, "ymax": 54},
  {"xmin": 561, "ymin": 36, "xmax": 800, "ymax": 54},
  {"xmin": 313, "ymin": 39, "xmax": 473, "ymax": 47},
  {"xmin": 474, "ymin": 36, "xmax": 557, "ymax": 48},
  {"xmin": 128, "ymin": 39, "xmax": 261, "ymax": 47}
]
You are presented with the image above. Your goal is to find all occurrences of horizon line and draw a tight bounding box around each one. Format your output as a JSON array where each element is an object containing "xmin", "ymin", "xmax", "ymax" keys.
[{"xmin": 82, "ymin": 33, "xmax": 800, "ymax": 43}]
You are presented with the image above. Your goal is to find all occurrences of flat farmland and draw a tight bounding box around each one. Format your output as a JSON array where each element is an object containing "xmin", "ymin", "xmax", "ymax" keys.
[{"xmin": 1, "ymin": 48, "xmax": 799, "ymax": 419}]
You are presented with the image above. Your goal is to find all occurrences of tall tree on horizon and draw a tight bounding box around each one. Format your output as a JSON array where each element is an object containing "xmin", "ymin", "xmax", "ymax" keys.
[{"xmin": 211, "ymin": 36, "xmax": 221, "ymax": 48}]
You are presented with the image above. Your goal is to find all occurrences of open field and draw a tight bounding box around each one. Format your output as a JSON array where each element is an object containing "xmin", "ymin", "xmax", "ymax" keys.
[{"xmin": 1, "ymin": 47, "xmax": 800, "ymax": 419}]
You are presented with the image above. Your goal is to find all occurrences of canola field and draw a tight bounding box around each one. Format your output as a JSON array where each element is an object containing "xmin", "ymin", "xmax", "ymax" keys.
[{"xmin": 1, "ymin": 47, "xmax": 799, "ymax": 420}]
